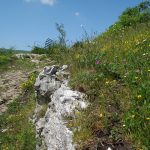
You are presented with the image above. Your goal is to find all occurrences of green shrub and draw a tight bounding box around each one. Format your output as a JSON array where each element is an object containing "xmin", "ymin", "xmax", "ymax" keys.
[
  {"xmin": 21, "ymin": 72, "xmax": 37, "ymax": 91},
  {"xmin": 108, "ymin": 1, "xmax": 150, "ymax": 32},
  {"xmin": 31, "ymin": 46, "xmax": 46, "ymax": 54},
  {"xmin": 0, "ymin": 56, "xmax": 11, "ymax": 65}
]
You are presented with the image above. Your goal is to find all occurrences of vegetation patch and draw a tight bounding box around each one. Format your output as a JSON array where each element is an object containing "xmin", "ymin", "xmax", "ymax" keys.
[
  {"xmin": 31, "ymin": 2, "xmax": 150, "ymax": 149},
  {"xmin": 0, "ymin": 1, "xmax": 149, "ymax": 149},
  {"xmin": 0, "ymin": 72, "xmax": 37, "ymax": 150}
]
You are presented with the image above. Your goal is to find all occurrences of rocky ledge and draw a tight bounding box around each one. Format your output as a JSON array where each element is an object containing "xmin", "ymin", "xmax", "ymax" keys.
[{"xmin": 32, "ymin": 65, "xmax": 87, "ymax": 150}]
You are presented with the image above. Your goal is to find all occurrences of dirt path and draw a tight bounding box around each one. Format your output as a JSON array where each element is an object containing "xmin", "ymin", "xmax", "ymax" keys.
[
  {"xmin": 0, "ymin": 70, "xmax": 29, "ymax": 114},
  {"xmin": 0, "ymin": 54, "xmax": 55, "ymax": 115}
]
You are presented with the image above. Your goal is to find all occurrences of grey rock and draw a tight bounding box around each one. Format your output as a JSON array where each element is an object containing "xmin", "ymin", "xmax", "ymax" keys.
[
  {"xmin": 1, "ymin": 128, "xmax": 8, "ymax": 133},
  {"xmin": 0, "ymin": 98, "xmax": 4, "ymax": 105},
  {"xmin": 61, "ymin": 65, "xmax": 68, "ymax": 71},
  {"xmin": 33, "ymin": 65, "xmax": 88, "ymax": 150}
]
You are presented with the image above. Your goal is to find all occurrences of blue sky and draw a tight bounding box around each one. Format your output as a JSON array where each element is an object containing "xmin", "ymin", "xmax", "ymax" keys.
[{"xmin": 0, "ymin": 0, "xmax": 143, "ymax": 50}]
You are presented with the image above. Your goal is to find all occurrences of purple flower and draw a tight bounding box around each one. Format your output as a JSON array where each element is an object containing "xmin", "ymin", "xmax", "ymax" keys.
[{"xmin": 96, "ymin": 60, "xmax": 100, "ymax": 65}]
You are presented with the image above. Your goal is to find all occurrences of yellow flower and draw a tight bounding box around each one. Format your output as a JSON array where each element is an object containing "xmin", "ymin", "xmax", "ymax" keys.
[
  {"xmin": 95, "ymin": 78, "xmax": 98, "ymax": 81},
  {"xmin": 100, "ymin": 113, "xmax": 103, "ymax": 118},
  {"xmin": 112, "ymin": 80, "xmax": 116, "ymax": 83},
  {"xmin": 75, "ymin": 111, "xmax": 80, "ymax": 116},
  {"xmin": 105, "ymin": 81, "xmax": 110, "ymax": 85},
  {"xmin": 137, "ymin": 95, "xmax": 142, "ymax": 99},
  {"xmin": 146, "ymin": 117, "xmax": 150, "ymax": 120},
  {"xmin": 148, "ymin": 69, "xmax": 150, "ymax": 72}
]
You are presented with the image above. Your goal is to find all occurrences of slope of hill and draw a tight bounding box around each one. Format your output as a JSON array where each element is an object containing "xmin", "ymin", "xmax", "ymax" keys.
[
  {"xmin": 42, "ymin": 2, "xmax": 150, "ymax": 149},
  {"xmin": 0, "ymin": 1, "xmax": 149, "ymax": 150}
]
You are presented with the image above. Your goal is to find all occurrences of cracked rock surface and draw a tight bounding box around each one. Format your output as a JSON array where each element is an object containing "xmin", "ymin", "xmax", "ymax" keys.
[{"xmin": 33, "ymin": 65, "xmax": 87, "ymax": 150}]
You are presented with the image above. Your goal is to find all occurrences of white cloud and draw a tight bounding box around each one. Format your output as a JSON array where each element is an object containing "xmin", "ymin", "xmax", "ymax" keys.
[
  {"xmin": 75, "ymin": 12, "xmax": 80, "ymax": 16},
  {"xmin": 24, "ymin": 0, "xmax": 56, "ymax": 6},
  {"xmin": 40, "ymin": 0, "xmax": 56, "ymax": 6}
]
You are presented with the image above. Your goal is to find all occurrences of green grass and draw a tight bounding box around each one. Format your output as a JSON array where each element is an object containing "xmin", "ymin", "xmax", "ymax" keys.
[
  {"xmin": 0, "ymin": 2, "xmax": 149, "ymax": 149},
  {"xmin": 0, "ymin": 49, "xmax": 14, "ymax": 71},
  {"xmin": 0, "ymin": 56, "xmax": 35, "ymax": 72},
  {"xmin": 0, "ymin": 72, "xmax": 37, "ymax": 150},
  {"xmin": 47, "ymin": 22, "xmax": 150, "ymax": 149}
]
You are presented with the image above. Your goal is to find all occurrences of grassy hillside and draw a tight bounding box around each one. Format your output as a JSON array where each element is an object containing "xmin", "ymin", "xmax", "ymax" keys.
[
  {"xmin": 50, "ymin": 22, "xmax": 150, "ymax": 150},
  {"xmin": 42, "ymin": 3, "xmax": 150, "ymax": 149},
  {"xmin": 0, "ymin": 1, "xmax": 149, "ymax": 149}
]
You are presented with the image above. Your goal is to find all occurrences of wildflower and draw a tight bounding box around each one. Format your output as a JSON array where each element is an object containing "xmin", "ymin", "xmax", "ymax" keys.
[
  {"xmin": 95, "ymin": 78, "xmax": 98, "ymax": 81},
  {"xmin": 100, "ymin": 113, "xmax": 103, "ymax": 118},
  {"xmin": 148, "ymin": 69, "xmax": 150, "ymax": 72},
  {"xmin": 75, "ymin": 111, "xmax": 80, "ymax": 116},
  {"xmin": 96, "ymin": 60, "xmax": 100, "ymax": 65},
  {"xmin": 123, "ymin": 124, "xmax": 126, "ymax": 127},
  {"xmin": 135, "ymin": 77, "xmax": 138, "ymax": 80},
  {"xmin": 146, "ymin": 117, "xmax": 150, "ymax": 120},
  {"xmin": 137, "ymin": 95, "xmax": 142, "ymax": 99},
  {"xmin": 113, "ymin": 80, "xmax": 116, "ymax": 83},
  {"xmin": 131, "ymin": 115, "xmax": 135, "ymax": 118},
  {"xmin": 105, "ymin": 81, "xmax": 110, "ymax": 85},
  {"xmin": 142, "ymin": 53, "xmax": 146, "ymax": 56},
  {"xmin": 124, "ymin": 75, "xmax": 127, "ymax": 78}
]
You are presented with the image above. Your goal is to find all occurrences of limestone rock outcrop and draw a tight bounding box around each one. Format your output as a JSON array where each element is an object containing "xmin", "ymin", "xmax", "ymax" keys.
[{"xmin": 33, "ymin": 65, "xmax": 87, "ymax": 150}]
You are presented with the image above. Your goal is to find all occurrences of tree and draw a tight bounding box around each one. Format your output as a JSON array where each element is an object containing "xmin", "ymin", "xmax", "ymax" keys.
[
  {"xmin": 45, "ymin": 38, "xmax": 55, "ymax": 49},
  {"xmin": 56, "ymin": 23, "xmax": 66, "ymax": 47},
  {"xmin": 138, "ymin": 1, "xmax": 150, "ymax": 12},
  {"xmin": 118, "ymin": 1, "xmax": 150, "ymax": 27}
]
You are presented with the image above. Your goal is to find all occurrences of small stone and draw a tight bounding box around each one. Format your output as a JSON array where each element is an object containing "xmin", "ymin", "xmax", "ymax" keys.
[
  {"xmin": 0, "ymin": 98, "xmax": 4, "ymax": 105},
  {"xmin": 1, "ymin": 128, "xmax": 8, "ymax": 133},
  {"xmin": 62, "ymin": 65, "xmax": 68, "ymax": 70}
]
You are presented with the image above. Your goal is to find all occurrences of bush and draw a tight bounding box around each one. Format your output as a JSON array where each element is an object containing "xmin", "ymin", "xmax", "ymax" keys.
[
  {"xmin": 21, "ymin": 72, "xmax": 37, "ymax": 91},
  {"xmin": 31, "ymin": 46, "xmax": 46, "ymax": 54},
  {"xmin": 0, "ymin": 56, "xmax": 11, "ymax": 65},
  {"xmin": 72, "ymin": 41, "xmax": 84, "ymax": 49},
  {"xmin": 108, "ymin": 1, "xmax": 150, "ymax": 32}
]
